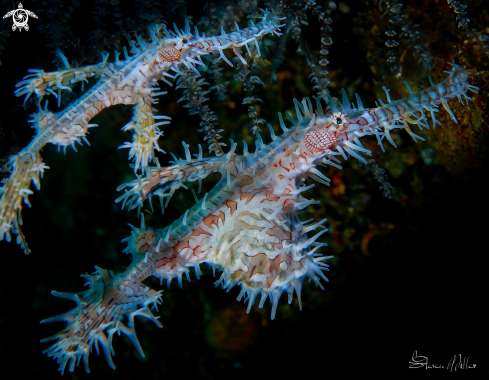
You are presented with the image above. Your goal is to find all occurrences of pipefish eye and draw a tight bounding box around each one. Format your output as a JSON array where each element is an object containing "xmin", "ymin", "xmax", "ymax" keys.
[
  {"xmin": 182, "ymin": 37, "xmax": 187, "ymax": 43},
  {"xmin": 336, "ymin": 118, "xmax": 342, "ymax": 124}
]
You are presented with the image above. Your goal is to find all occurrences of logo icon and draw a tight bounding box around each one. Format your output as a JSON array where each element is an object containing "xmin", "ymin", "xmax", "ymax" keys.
[{"xmin": 3, "ymin": 3, "xmax": 38, "ymax": 32}]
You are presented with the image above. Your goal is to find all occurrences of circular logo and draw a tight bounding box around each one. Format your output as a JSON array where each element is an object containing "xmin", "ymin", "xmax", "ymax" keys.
[{"xmin": 3, "ymin": 3, "xmax": 38, "ymax": 32}]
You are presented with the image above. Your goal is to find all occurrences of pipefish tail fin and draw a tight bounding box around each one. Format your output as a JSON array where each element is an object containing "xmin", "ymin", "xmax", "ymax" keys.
[{"xmin": 41, "ymin": 266, "xmax": 162, "ymax": 375}]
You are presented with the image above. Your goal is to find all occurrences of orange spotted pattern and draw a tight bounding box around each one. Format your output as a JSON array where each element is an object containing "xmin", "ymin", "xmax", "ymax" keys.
[
  {"xmin": 304, "ymin": 129, "xmax": 337, "ymax": 153},
  {"xmin": 157, "ymin": 48, "xmax": 182, "ymax": 62}
]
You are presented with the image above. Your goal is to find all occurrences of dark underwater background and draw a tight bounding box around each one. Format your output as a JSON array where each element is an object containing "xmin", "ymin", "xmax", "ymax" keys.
[{"xmin": 0, "ymin": 0, "xmax": 488, "ymax": 378}]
